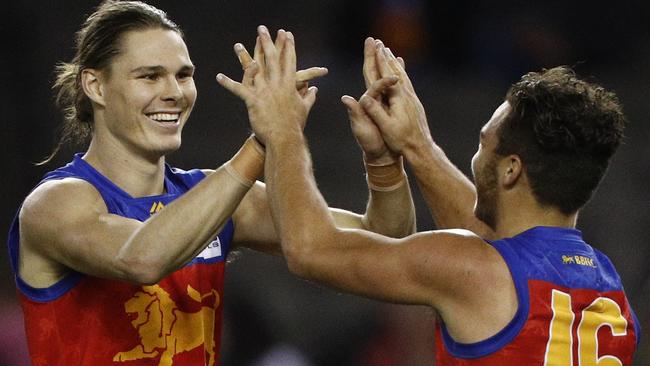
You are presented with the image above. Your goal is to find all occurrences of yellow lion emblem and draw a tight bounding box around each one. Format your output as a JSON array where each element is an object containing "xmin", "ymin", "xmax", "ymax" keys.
[
  {"xmin": 113, "ymin": 284, "xmax": 219, "ymax": 366},
  {"xmin": 562, "ymin": 255, "xmax": 575, "ymax": 264}
]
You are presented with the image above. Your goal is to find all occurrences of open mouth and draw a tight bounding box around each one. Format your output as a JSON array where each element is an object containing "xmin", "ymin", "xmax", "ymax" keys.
[{"xmin": 146, "ymin": 112, "xmax": 180, "ymax": 124}]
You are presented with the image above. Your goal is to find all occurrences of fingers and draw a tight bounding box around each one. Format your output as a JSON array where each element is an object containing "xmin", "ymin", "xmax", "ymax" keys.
[
  {"xmin": 282, "ymin": 31, "xmax": 297, "ymax": 79},
  {"xmin": 363, "ymin": 37, "xmax": 379, "ymax": 88},
  {"xmin": 297, "ymin": 67, "xmax": 328, "ymax": 82},
  {"xmin": 342, "ymin": 95, "xmax": 372, "ymax": 138},
  {"xmin": 359, "ymin": 94, "xmax": 391, "ymax": 127},
  {"xmin": 216, "ymin": 73, "xmax": 251, "ymax": 100},
  {"xmin": 365, "ymin": 76, "xmax": 399, "ymax": 100},
  {"xmin": 275, "ymin": 29, "xmax": 287, "ymax": 53},
  {"xmin": 242, "ymin": 61, "xmax": 260, "ymax": 87},
  {"xmin": 397, "ymin": 56, "xmax": 405, "ymax": 70},
  {"xmin": 257, "ymin": 25, "xmax": 279, "ymax": 77},
  {"xmin": 234, "ymin": 43, "xmax": 256, "ymax": 87},
  {"xmin": 253, "ymin": 36, "xmax": 266, "ymax": 71},
  {"xmin": 234, "ymin": 43, "xmax": 254, "ymax": 69},
  {"xmin": 375, "ymin": 43, "xmax": 394, "ymax": 79},
  {"xmin": 303, "ymin": 86, "xmax": 319, "ymax": 112},
  {"xmin": 341, "ymin": 95, "xmax": 364, "ymax": 119},
  {"xmin": 382, "ymin": 47, "xmax": 415, "ymax": 92}
]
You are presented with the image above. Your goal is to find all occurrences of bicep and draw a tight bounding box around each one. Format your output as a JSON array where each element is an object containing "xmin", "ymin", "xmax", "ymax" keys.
[
  {"xmin": 19, "ymin": 179, "xmax": 142, "ymax": 285},
  {"xmin": 295, "ymin": 229, "xmax": 493, "ymax": 310},
  {"xmin": 232, "ymin": 183, "xmax": 367, "ymax": 253}
]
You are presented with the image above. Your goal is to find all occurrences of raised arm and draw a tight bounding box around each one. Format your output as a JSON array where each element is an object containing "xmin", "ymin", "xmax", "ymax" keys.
[
  {"xmin": 220, "ymin": 30, "xmax": 415, "ymax": 255},
  {"xmin": 216, "ymin": 27, "xmax": 516, "ymax": 343},
  {"xmin": 352, "ymin": 41, "xmax": 495, "ymax": 238}
]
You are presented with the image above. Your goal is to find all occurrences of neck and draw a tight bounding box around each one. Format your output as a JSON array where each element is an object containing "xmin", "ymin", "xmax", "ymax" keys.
[
  {"xmin": 494, "ymin": 197, "xmax": 578, "ymax": 239},
  {"xmin": 83, "ymin": 137, "xmax": 166, "ymax": 197}
]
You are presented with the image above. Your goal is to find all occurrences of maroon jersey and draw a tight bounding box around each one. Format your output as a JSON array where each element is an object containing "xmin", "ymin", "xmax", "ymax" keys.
[
  {"xmin": 8, "ymin": 154, "xmax": 234, "ymax": 365},
  {"xmin": 435, "ymin": 227, "xmax": 640, "ymax": 365}
]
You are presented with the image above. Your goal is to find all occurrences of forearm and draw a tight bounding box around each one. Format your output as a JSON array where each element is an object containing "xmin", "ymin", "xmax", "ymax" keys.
[
  {"xmin": 265, "ymin": 131, "xmax": 336, "ymax": 266},
  {"xmin": 117, "ymin": 137, "xmax": 263, "ymax": 282},
  {"xmin": 363, "ymin": 158, "xmax": 416, "ymax": 237},
  {"xmin": 403, "ymin": 142, "xmax": 494, "ymax": 238}
]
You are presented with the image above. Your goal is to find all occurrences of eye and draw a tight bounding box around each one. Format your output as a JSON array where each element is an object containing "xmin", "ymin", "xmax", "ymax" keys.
[
  {"xmin": 177, "ymin": 71, "xmax": 194, "ymax": 81},
  {"xmin": 140, "ymin": 73, "xmax": 160, "ymax": 81}
]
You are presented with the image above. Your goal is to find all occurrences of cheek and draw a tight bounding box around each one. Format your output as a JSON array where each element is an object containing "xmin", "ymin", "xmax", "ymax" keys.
[{"xmin": 184, "ymin": 81, "xmax": 197, "ymax": 106}]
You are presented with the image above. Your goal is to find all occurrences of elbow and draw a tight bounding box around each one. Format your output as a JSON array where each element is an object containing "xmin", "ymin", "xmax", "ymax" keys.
[
  {"xmin": 283, "ymin": 236, "xmax": 313, "ymax": 278},
  {"xmin": 282, "ymin": 228, "xmax": 332, "ymax": 279},
  {"xmin": 115, "ymin": 255, "xmax": 167, "ymax": 285}
]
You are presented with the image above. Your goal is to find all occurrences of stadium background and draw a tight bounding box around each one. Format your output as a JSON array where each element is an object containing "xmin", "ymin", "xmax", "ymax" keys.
[{"xmin": 1, "ymin": 1, "xmax": 648, "ymax": 364}]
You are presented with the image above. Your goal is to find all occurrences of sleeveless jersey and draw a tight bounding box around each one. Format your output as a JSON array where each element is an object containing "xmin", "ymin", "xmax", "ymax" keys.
[
  {"xmin": 435, "ymin": 227, "xmax": 640, "ymax": 365},
  {"xmin": 7, "ymin": 154, "xmax": 234, "ymax": 366}
]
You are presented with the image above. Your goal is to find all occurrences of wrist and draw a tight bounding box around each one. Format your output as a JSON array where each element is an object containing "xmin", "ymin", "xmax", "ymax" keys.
[
  {"xmin": 402, "ymin": 137, "xmax": 438, "ymax": 166},
  {"xmin": 224, "ymin": 135, "xmax": 266, "ymax": 187},
  {"xmin": 264, "ymin": 128, "xmax": 305, "ymax": 145},
  {"xmin": 365, "ymin": 156, "xmax": 407, "ymax": 192}
]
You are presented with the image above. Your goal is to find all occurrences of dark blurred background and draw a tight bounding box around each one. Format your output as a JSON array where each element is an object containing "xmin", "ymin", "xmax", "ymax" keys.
[{"xmin": 1, "ymin": 0, "xmax": 648, "ymax": 364}]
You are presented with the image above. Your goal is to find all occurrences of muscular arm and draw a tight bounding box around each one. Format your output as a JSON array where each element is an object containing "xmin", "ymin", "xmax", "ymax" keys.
[
  {"xmin": 264, "ymin": 130, "xmax": 516, "ymax": 344},
  {"xmin": 219, "ymin": 26, "xmax": 516, "ymax": 342},
  {"xmin": 231, "ymin": 177, "xmax": 415, "ymax": 255},
  {"xmin": 19, "ymin": 141, "xmax": 259, "ymax": 287},
  {"xmin": 224, "ymin": 31, "xmax": 415, "ymax": 254}
]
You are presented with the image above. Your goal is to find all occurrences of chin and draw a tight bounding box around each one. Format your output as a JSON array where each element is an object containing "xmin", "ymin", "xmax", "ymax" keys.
[{"xmin": 150, "ymin": 139, "xmax": 182, "ymax": 157}]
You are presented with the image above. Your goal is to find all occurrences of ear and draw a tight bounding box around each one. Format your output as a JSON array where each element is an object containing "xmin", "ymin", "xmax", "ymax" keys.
[
  {"xmin": 80, "ymin": 68, "xmax": 106, "ymax": 107},
  {"xmin": 502, "ymin": 155, "xmax": 523, "ymax": 188}
]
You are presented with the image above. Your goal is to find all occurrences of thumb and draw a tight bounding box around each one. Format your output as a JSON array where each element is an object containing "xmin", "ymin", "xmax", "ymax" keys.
[
  {"xmin": 341, "ymin": 95, "xmax": 363, "ymax": 120},
  {"xmin": 303, "ymin": 86, "xmax": 319, "ymax": 112},
  {"xmin": 359, "ymin": 94, "xmax": 391, "ymax": 127}
]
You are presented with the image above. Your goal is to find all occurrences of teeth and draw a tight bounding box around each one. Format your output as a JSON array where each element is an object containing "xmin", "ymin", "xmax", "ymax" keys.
[{"xmin": 148, "ymin": 113, "xmax": 180, "ymax": 122}]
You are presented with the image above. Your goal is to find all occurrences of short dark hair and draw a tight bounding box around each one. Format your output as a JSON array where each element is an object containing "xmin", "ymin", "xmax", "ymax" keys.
[
  {"xmin": 497, "ymin": 66, "xmax": 626, "ymax": 214},
  {"xmin": 43, "ymin": 0, "xmax": 182, "ymax": 164}
]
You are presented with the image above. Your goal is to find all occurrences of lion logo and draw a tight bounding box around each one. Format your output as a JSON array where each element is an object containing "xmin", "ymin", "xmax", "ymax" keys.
[
  {"xmin": 562, "ymin": 255, "xmax": 575, "ymax": 264},
  {"xmin": 113, "ymin": 284, "xmax": 219, "ymax": 366}
]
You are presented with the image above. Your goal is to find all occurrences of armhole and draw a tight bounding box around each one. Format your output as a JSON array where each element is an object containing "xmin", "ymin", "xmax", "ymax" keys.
[{"xmin": 439, "ymin": 239, "xmax": 531, "ymax": 358}]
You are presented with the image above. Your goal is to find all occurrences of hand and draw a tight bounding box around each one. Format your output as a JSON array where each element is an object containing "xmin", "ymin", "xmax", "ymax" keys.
[
  {"xmin": 217, "ymin": 26, "xmax": 320, "ymax": 144},
  {"xmin": 358, "ymin": 42, "xmax": 432, "ymax": 156},
  {"xmin": 340, "ymin": 38, "xmax": 406, "ymax": 164},
  {"xmin": 341, "ymin": 76, "xmax": 399, "ymax": 165},
  {"xmin": 362, "ymin": 37, "xmax": 405, "ymax": 90},
  {"xmin": 233, "ymin": 40, "xmax": 328, "ymax": 97}
]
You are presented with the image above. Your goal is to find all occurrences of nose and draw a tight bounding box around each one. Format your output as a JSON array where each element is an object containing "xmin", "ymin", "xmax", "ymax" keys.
[{"xmin": 162, "ymin": 76, "xmax": 183, "ymax": 101}]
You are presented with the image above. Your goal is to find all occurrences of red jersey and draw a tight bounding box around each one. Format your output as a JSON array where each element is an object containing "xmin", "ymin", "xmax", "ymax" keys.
[
  {"xmin": 435, "ymin": 227, "xmax": 640, "ymax": 365},
  {"xmin": 8, "ymin": 154, "xmax": 234, "ymax": 366}
]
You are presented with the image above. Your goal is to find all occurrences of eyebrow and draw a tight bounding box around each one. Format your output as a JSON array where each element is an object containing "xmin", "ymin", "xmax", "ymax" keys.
[
  {"xmin": 130, "ymin": 64, "xmax": 195, "ymax": 74},
  {"xmin": 479, "ymin": 130, "xmax": 486, "ymax": 140}
]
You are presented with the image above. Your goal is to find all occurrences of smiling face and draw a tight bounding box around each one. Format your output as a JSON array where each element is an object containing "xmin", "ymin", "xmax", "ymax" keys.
[
  {"xmin": 471, "ymin": 101, "xmax": 511, "ymax": 229},
  {"xmin": 95, "ymin": 28, "xmax": 196, "ymax": 159}
]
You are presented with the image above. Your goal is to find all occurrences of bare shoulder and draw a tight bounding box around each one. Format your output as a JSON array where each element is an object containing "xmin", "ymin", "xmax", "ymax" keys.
[
  {"xmin": 19, "ymin": 178, "xmax": 107, "ymax": 259},
  {"xmin": 402, "ymin": 229, "xmax": 510, "ymax": 304},
  {"xmin": 412, "ymin": 229, "xmax": 517, "ymax": 342},
  {"xmin": 18, "ymin": 178, "xmax": 110, "ymax": 285},
  {"xmin": 21, "ymin": 178, "xmax": 107, "ymax": 227}
]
